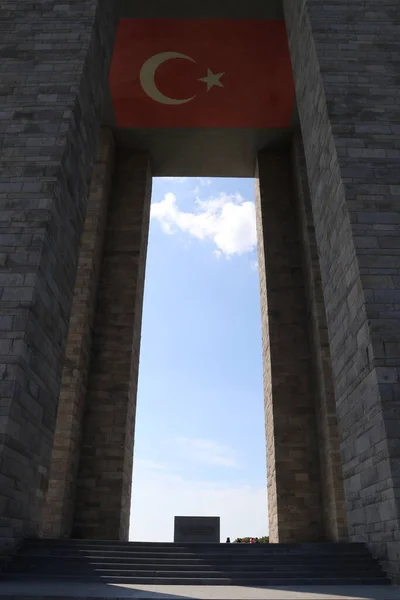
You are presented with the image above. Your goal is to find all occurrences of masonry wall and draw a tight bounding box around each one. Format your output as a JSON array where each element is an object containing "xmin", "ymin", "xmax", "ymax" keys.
[
  {"xmin": 73, "ymin": 153, "xmax": 152, "ymax": 540},
  {"xmin": 284, "ymin": 0, "xmax": 400, "ymax": 578},
  {"xmin": 0, "ymin": 0, "xmax": 117, "ymax": 547},
  {"xmin": 256, "ymin": 149, "xmax": 324, "ymax": 542},
  {"xmin": 292, "ymin": 134, "xmax": 348, "ymax": 541},
  {"xmin": 41, "ymin": 129, "xmax": 115, "ymax": 538}
]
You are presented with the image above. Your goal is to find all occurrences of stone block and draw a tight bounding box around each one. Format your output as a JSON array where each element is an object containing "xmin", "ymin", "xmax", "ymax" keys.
[
  {"xmin": 0, "ymin": 0, "xmax": 118, "ymax": 548},
  {"xmin": 284, "ymin": 0, "xmax": 400, "ymax": 580},
  {"xmin": 41, "ymin": 129, "xmax": 115, "ymax": 539},
  {"xmin": 174, "ymin": 517, "xmax": 220, "ymax": 544},
  {"xmin": 72, "ymin": 153, "xmax": 152, "ymax": 541},
  {"xmin": 256, "ymin": 149, "xmax": 325, "ymax": 542}
]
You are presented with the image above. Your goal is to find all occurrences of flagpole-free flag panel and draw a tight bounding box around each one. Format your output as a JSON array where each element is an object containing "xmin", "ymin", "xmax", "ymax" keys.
[{"xmin": 109, "ymin": 19, "xmax": 295, "ymax": 129}]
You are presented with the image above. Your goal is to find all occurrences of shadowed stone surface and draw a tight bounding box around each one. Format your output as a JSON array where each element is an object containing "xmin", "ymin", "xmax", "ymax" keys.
[
  {"xmin": 284, "ymin": 0, "xmax": 400, "ymax": 580},
  {"xmin": 72, "ymin": 153, "xmax": 152, "ymax": 540},
  {"xmin": 256, "ymin": 149, "xmax": 324, "ymax": 543},
  {"xmin": 0, "ymin": 583, "xmax": 398, "ymax": 599},
  {"xmin": 1, "ymin": 539, "xmax": 390, "ymax": 586},
  {"xmin": 41, "ymin": 129, "xmax": 115, "ymax": 539},
  {"xmin": 0, "ymin": 582, "xmax": 399, "ymax": 599},
  {"xmin": 291, "ymin": 134, "xmax": 348, "ymax": 542},
  {"xmin": 0, "ymin": 0, "xmax": 117, "ymax": 549}
]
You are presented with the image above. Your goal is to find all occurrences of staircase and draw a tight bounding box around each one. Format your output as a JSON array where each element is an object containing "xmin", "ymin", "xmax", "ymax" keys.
[{"xmin": 1, "ymin": 539, "xmax": 390, "ymax": 586}]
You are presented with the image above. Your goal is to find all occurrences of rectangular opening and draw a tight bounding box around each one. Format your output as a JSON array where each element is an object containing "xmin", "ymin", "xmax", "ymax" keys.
[{"xmin": 129, "ymin": 176, "xmax": 268, "ymax": 543}]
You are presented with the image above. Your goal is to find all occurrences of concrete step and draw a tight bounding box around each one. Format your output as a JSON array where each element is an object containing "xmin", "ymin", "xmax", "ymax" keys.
[
  {"xmin": 23, "ymin": 540, "xmax": 369, "ymax": 549},
  {"xmin": 18, "ymin": 548, "xmax": 373, "ymax": 558},
  {"xmin": 6, "ymin": 565, "xmax": 386, "ymax": 576},
  {"xmin": 7, "ymin": 559, "xmax": 383, "ymax": 571},
  {"xmin": 15, "ymin": 552, "xmax": 378, "ymax": 563},
  {"xmin": 5, "ymin": 572, "xmax": 387, "ymax": 582},
  {"xmin": 1, "ymin": 574, "xmax": 391, "ymax": 585},
  {"xmin": 21, "ymin": 541, "xmax": 371, "ymax": 554},
  {"xmin": 2, "ymin": 540, "xmax": 389, "ymax": 587}
]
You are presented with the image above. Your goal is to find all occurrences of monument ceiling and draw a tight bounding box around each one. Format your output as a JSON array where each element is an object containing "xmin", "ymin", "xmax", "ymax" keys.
[{"xmin": 103, "ymin": 0, "xmax": 296, "ymax": 177}]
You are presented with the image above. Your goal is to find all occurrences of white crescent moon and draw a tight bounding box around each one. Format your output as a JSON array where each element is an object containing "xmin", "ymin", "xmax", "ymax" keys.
[{"xmin": 139, "ymin": 52, "xmax": 196, "ymax": 105}]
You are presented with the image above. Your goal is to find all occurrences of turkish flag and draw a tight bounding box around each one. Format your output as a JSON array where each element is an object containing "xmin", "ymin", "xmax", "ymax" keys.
[{"xmin": 109, "ymin": 19, "xmax": 295, "ymax": 128}]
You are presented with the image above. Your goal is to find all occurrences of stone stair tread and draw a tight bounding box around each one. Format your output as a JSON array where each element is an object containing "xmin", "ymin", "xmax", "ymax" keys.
[
  {"xmin": 6, "ymin": 568, "xmax": 385, "ymax": 574},
  {"xmin": 15, "ymin": 553, "xmax": 376, "ymax": 560},
  {"xmin": 1, "ymin": 540, "xmax": 389, "ymax": 587},
  {"xmin": 1, "ymin": 574, "xmax": 391, "ymax": 585},
  {"xmin": 18, "ymin": 549, "xmax": 373, "ymax": 557},
  {"xmin": 20, "ymin": 544, "xmax": 371, "ymax": 554},
  {"xmin": 12, "ymin": 562, "xmax": 380, "ymax": 569},
  {"xmin": 23, "ymin": 540, "xmax": 368, "ymax": 546}
]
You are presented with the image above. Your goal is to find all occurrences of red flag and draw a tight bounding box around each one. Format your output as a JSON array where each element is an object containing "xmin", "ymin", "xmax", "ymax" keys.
[{"xmin": 109, "ymin": 19, "xmax": 295, "ymax": 129}]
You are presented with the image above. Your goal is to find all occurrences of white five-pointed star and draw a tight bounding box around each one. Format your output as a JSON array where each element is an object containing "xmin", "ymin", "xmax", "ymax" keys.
[{"xmin": 198, "ymin": 68, "xmax": 225, "ymax": 91}]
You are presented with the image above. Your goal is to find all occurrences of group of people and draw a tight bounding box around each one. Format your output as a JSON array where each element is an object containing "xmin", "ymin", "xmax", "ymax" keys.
[{"xmin": 225, "ymin": 537, "xmax": 260, "ymax": 543}]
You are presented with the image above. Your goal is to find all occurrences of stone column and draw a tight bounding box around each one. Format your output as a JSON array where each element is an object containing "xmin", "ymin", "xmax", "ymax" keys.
[
  {"xmin": 0, "ymin": 1, "xmax": 117, "ymax": 549},
  {"xmin": 292, "ymin": 133, "xmax": 348, "ymax": 541},
  {"xmin": 256, "ymin": 148, "xmax": 324, "ymax": 542},
  {"xmin": 72, "ymin": 153, "xmax": 152, "ymax": 540},
  {"xmin": 284, "ymin": 0, "xmax": 400, "ymax": 578},
  {"xmin": 41, "ymin": 129, "xmax": 115, "ymax": 539}
]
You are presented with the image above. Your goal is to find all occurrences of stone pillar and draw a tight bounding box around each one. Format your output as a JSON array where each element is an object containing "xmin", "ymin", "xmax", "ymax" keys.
[
  {"xmin": 292, "ymin": 133, "xmax": 348, "ymax": 541},
  {"xmin": 256, "ymin": 148, "xmax": 324, "ymax": 543},
  {"xmin": 284, "ymin": 0, "xmax": 400, "ymax": 578},
  {"xmin": 0, "ymin": 1, "xmax": 117, "ymax": 549},
  {"xmin": 41, "ymin": 129, "xmax": 115, "ymax": 539},
  {"xmin": 72, "ymin": 153, "xmax": 152, "ymax": 540}
]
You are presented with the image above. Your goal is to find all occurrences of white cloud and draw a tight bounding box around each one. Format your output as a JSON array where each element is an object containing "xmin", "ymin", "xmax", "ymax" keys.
[
  {"xmin": 174, "ymin": 437, "xmax": 240, "ymax": 468},
  {"xmin": 188, "ymin": 185, "xmax": 201, "ymax": 196},
  {"xmin": 159, "ymin": 177, "xmax": 188, "ymax": 183},
  {"xmin": 129, "ymin": 466, "xmax": 268, "ymax": 542},
  {"xmin": 158, "ymin": 177, "xmax": 212, "ymax": 186},
  {"xmin": 198, "ymin": 177, "xmax": 213, "ymax": 186},
  {"xmin": 151, "ymin": 192, "xmax": 257, "ymax": 257}
]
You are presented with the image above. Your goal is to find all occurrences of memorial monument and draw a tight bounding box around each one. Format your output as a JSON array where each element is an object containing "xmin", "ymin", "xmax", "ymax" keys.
[
  {"xmin": 1, "ymin": 0, "xmax": 400, "ymax": 583},
  {"xmin": 174, "ymin": 517, "xmax": 220, "ymax": 544}
]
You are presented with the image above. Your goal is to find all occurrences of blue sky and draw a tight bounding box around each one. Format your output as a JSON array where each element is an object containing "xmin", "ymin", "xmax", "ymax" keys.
[{"xmin": 129, "ymin": 176, "xmax": 267, "ymax": 542}]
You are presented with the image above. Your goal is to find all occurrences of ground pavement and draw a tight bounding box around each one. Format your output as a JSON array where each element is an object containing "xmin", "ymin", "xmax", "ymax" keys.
[{"xmin": 0, "ymin": 582, "xmax": 399, "ymax": 600}]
